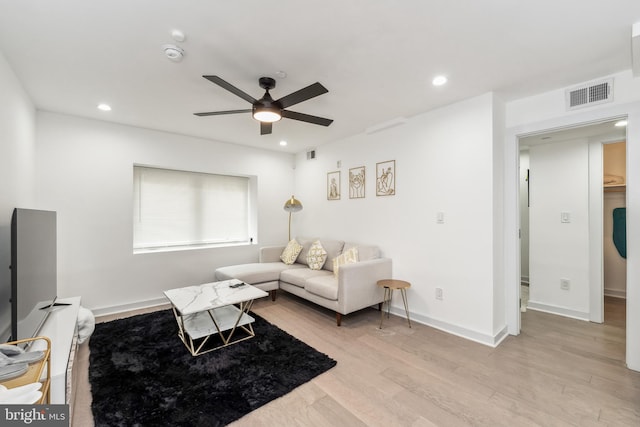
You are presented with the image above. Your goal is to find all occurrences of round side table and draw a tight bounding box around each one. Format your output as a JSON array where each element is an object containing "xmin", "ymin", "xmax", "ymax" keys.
[{"xmin": 377, "ymin": 279, "xmax": 412, "ymax": 329}]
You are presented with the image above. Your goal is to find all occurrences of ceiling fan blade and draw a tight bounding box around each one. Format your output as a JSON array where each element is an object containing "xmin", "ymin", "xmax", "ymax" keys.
[
  {"xmin": 260, "ymin": 122, "xmax": 273, "ymax": 135},
  {"xmin": 203, "ymin": 76, "xmax": 257, "ymax": 104},
  {"xmin": 281, "ymin": 110, "xmax": 333, "ymax": 127},
  {"xmin": 194, "ymin": 109, "xmax": 251, "ymax": 116},
  {"xmin": 276, "ymin": 82, "xmax": 328, "ymax": 109}
]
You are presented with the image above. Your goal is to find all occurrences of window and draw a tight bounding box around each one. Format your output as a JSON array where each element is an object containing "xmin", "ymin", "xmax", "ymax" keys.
[{"xmin": 133, "ymin": 166, "xmax": 252, "ymax": 251}]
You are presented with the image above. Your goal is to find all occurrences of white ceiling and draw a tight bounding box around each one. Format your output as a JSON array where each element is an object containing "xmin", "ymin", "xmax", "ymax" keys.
[
  {"xmin": 519, "ymin": 120, "xmax": 627, "ymax": 148},
  {"xmin": 1, "ymin": 1, "xmax": 639, "ymax": 153}
]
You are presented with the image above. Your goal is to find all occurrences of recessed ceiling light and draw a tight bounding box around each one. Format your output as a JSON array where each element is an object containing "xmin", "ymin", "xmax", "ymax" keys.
[
  {"xmin": 279, "ymin": 140, "xmax": 287, "ymax": 146},
  {"xmin": 97, "ymin": 103, "xmax": 111, "ymax": 111},
  {"xmin": 432, "ymin": 75, "xmax": 448, "ymax": 86},
  {"xmin": 615, "ymin": 120, "xmax": 628, "ymax": 127}
]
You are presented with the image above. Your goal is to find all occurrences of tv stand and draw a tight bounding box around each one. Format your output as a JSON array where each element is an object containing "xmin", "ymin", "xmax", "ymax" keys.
[{"xmin": 30, "ymin": 297, "xmax": 80, "ymax": 408}]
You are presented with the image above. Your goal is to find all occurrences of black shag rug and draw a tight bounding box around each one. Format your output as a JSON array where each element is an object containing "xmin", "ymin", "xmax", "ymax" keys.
[{"xmin": 89, "ymin": 309, "xmax": 336, "ymax": 426}]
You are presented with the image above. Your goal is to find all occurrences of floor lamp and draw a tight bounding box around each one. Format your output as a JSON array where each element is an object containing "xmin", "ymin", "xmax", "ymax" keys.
[{"xmin": 283, "ymin": 195, "xmax": 303, "ymax": 241}]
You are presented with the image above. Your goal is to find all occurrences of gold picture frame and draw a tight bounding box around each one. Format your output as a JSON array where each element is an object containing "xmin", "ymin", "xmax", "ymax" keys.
[
  {"xmin": 349, "ymin": 166, "xmax": 365, "ymax": 199},
  {"xmin": 376, "ymin": 160, "xmax": 395, "ymax": 196},
  {"xmin": 327, "ymin": 171, "xmax": 341, "ymax": 200}
]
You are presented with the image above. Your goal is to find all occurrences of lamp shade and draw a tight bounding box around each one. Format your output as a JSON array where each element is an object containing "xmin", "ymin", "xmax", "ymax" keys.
[{"xmin": 283, "ymin": 195, "xmax": 303, "ymax": 212}]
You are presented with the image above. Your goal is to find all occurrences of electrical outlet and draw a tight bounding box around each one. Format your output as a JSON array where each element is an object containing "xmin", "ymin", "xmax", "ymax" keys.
[
  {"xmin": 435, "ymin": 287, "xmax": 443, "ymax": 300},
  {"xmin": 560, "ymin": 279, "xmax": 570, "ymax": 290}
]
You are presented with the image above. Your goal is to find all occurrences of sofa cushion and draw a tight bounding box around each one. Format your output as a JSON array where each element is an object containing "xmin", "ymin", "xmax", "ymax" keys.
[
  {"xmin": 280, "ymin": 239, "xmax": 303, "ymax": 264},
  {"xmin": 305, "ymin": 275, "xmax": 339, "ymax": 301},
  {"xmin": 320, "ymin": 239, "xmax": 345, "ymax": 272},
  {"xmin": 307, "ymin": 240, "xmax": 328, "ymax": 270},
  {"xmin": 280, "ymin": 268, "xmax": 332, "ymax": 288},
  {"xmin": 215, "ymin": 262, "xmax": 303, "ymax": 284},
  {"xmin": 333, "ymin": 247, "xmax": 359, "ymax": 278},
  {"xmin": 294, "ymin": 237, "xmax": 316, "ymax": 266},
  {"xmin": 343, "ymin": 243, "xmax": 379, "ymax": 261}
]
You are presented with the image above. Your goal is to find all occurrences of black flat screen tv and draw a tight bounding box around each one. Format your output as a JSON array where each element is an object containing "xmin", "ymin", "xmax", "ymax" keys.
[{"xmin": 10, "ymin": 208, "xmax": 58, "ymax": 342}]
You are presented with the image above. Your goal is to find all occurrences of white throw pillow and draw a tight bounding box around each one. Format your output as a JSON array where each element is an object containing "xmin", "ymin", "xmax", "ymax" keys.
[
  {"xmin": 307, "ymin": 240, "xmax": 328, "ymax": 270},
  {"xmin": 280, "ymin": 239, "xmax": 303, "ymax": 265},
  {"xmin": 77, "ymin": 306, "xmax": 96, "ymax": 344},
  {"xmin": 333, "ymin": 247, "xmax": 359, "ymax": 278}
]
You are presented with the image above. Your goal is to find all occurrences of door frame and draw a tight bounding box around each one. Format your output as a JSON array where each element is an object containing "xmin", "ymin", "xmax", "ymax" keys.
[{"xmin": 504, "ymin": 102, "xmax": 640, "ymax": 372}]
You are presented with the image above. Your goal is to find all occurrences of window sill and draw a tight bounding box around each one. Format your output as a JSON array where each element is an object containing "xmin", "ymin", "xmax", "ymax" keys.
[{"xmin": 134, "ymin": 241, "xmax": 254, "ymax": 255}]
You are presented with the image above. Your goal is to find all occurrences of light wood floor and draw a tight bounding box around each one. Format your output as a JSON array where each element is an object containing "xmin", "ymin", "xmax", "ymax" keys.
[{"xmin": 72, "ymin": 295, "xmax": 639, "ymax": 426}]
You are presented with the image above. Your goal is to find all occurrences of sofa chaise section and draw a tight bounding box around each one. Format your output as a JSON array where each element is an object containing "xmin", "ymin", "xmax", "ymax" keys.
[
  {"xmin": 215, "ymin": 239, "xmax": 392, "ymax": 326},
  {"xmin": 213, "ymin": 261, "xmax": 304, "ymax": 301}
]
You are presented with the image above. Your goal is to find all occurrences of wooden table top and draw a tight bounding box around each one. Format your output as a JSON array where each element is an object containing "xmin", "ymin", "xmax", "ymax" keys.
[{"xmin": 377, "ymin": 279, "xmax": 411, "ymax": 290}]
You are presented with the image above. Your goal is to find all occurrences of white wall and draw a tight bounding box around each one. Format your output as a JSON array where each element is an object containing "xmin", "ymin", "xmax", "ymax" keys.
[
  {"xmin": 0, "ymin": 51, "xmax": 36, "ymax": 338},
  {"xmin": 528, "ymin": 140, "xmax": 590, "ymax": 319},
  {"xmin": 519, "ymin": 151, "xmax": 530, "ymax": 282},
  {"xmin": 491, "ymin": 99, "xmax": 506, "ymax": 336},
  {"xmin": 292, "ymin": 93, "xmax": 507, "ymax": 345},
  {"xmin": 34, "ymin": 112, "xmax": 294, "ymax": 313}
]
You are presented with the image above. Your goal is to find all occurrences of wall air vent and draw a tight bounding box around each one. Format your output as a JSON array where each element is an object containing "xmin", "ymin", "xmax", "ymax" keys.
[
  {"xmin": 565, "ymin": 78, "xmax": 613, "ymax": 110},
  {"xmin": 306, "ymin": 149, "xmax": 316, "ymax": 160}
]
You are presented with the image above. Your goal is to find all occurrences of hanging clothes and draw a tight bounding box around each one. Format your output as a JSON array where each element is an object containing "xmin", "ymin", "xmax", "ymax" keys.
[{"xmin": 612, "ymin": 207, "xmax": 626, "ymax": 259}]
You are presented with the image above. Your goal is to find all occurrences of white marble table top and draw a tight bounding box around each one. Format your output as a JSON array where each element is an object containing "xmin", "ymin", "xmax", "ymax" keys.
[{"xmin": 164, "ymin": 279, "xmax": 268, "ymax": 315}]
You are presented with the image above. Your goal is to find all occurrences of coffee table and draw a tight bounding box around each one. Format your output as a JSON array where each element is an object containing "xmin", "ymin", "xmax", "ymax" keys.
[{"xmin": 164, "ymin": 279, "xmax": 268, "ymax": 356}]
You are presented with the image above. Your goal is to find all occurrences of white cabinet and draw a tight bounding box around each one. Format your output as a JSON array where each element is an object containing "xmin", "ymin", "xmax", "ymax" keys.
[{"xmin": 30, "ymin": 296, "xmax": 81, "ymax": 405}]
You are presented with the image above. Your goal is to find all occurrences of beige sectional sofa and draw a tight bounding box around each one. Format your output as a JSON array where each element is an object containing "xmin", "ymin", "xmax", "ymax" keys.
[{"xmin": 215, "ymin": 238, "xmax": 392, "ymax": 326}]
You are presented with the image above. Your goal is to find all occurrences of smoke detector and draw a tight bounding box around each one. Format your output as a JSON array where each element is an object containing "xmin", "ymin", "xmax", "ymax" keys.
[
  {"xmin": 171, "ymin": 30, "xmax": 186, "ymax": 42},
  {"xmin": 162, "ymin": 44, "xmax": 184, "ymax": 62}
]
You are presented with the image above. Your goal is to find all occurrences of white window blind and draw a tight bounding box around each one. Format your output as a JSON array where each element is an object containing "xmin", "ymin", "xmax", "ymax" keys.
[{"xmin": 133, "ymin": 166, "xmax": 250, "ymax": 250}]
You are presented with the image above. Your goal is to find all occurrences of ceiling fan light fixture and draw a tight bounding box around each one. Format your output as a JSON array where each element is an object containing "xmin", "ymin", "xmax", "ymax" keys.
[
  {"xmin": 195, "ymin": 76, "xmax": 332, "ymax": 135},
  {"xmin": 253, "ymin": 106, "xmax": 282, "ymax": 123}
]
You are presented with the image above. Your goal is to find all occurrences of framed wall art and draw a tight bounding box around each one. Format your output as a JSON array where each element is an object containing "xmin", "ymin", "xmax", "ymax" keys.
[
  {"xmin": 376, "ymin": 160, "xmax": 395, "ymax": 196},
  {"xmin": 327, "ymin": 171, "xmax": 341, "ymax": 200},
  {"xmin": 349, "ymin": 166, "xmax": 365, "ymax": 199}
]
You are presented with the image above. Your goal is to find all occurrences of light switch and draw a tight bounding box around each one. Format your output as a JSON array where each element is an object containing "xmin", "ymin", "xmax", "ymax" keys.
[
  {"xmin": 437, "ymin": 212, "xmax": 444, "ymax": 224},
  {"xmin": 561, "ymin": 212, "xmax": 571, "ymax": 223}
]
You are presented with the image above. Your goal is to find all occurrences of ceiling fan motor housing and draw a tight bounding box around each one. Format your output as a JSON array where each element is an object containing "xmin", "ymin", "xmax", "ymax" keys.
[{"xmin": 258, "ymin": 77, "xmax": 276, "ymax": 90}]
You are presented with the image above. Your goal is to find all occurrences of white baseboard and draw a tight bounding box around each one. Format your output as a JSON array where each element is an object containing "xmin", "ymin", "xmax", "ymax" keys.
[
  {"xmin": 94, "ymin": 297, "xmax": 511, "ymax": 348},
  {"xmin": 92, "ymin": 297, "xmax": 169, "ymax": 318},
  {"xmin": 526, "ymin": 301, "xmax": 590, "ymax": 321},
  {"xmin": 386, "ymin": 306, "xmax": 509, "ymax": 348},
  {"xmin": 604, "ymin": 289, "xmax": 627, "ymax": 299}
]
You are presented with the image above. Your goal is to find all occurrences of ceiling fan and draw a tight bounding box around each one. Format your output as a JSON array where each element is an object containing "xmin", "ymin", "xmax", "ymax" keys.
[{"xmin": 194, "ymin": 76, "xmax": 333, "ymax": 135}]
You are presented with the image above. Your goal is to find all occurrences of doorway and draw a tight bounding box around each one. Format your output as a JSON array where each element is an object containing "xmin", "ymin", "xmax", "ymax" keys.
[
  {"xmin": 517, "ymin": 120, "xmax": 626, "ymax": 324},
  {"xmin": 505, "ymin": 105, "xmax": 640, "ymax": 371}
]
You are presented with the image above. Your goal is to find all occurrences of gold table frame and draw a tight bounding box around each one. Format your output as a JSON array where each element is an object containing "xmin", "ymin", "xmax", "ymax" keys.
[{"xmin": 164, "ymin": 280, "xmax": 268, "ymax": 356}]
